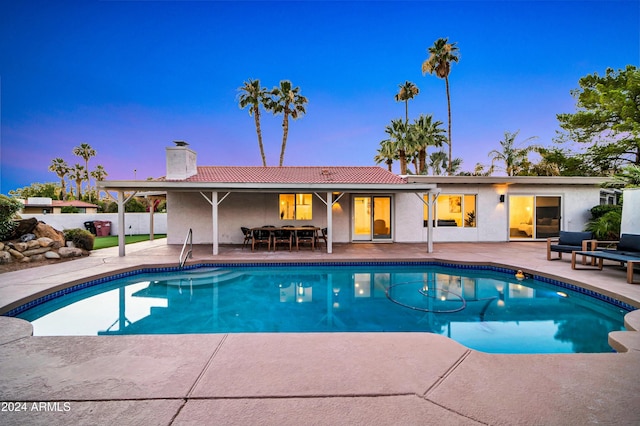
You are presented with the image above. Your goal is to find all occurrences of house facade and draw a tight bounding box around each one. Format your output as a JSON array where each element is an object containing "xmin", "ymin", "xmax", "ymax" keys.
[
  {"xmin": 20, "ymin": 197, "xmax": 99, "ymax": 214},
  {"xmin": 99, "ymin": 143, "xmax": 608, "ymax": 256}
]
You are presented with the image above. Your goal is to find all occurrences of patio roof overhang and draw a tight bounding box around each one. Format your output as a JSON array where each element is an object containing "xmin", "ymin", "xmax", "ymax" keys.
[{"xmin": 98, "ymin": 180, "xmax": 438, "ymax": 193}]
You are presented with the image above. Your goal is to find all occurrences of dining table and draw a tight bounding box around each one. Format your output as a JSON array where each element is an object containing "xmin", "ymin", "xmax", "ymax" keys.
[{"xmin": 250, "ymin": 226, "xmax": 321, "ymax": 252}]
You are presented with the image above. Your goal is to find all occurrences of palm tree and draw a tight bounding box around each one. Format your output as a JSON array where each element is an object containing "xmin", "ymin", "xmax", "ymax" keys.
[
  {"xmin": 488, "ymin": 130, "xmax": 539, "ymax": 176},
  {"xmin": 428, "ymin": 151, "xmax": 462, "ymax": 175},
  {"xmin": 90, "ymin": 165, "xmax": 108, "ymax": 200},
  {"xmin": 73, "ymin": 143, "xmax": 96, "ymax": 193},
  {"xmin": 48, "ymin": 158, "xmax": 70, "ymax": 200},
  {"xmin": 422, "ymin": 38, "xmax": 460, "ymax": 175},
  {"xmin": 411, "ymin": 114, "xmax": 446, "ymax": 174},
  {"xmin": 394, "ymin": 81, "xmax": 419, "ymax": 123},
  {"xmin": 265, "ymin": 80, "xmax": 308, "ymax": 166},
  {"xmin": 374, "ymin": 140, "xmax": 397, "ymax": 172},
  {"xmin": 237, "ymin": 79, "xmax": 269, "ymax": 166},
  {"xmin": 384, "ymin": 119, "xmax": 412, "ymax": 175},
  {"xmin": 68, "ymin": 164, "xmax": 87, "ymax": 199}
]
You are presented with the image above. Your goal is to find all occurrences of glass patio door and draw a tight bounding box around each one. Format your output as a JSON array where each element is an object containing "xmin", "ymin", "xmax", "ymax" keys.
[
  {"xmin": 352, "ymin": 196, "xmax": 392, "ymax": 241},
  {"xmin": 508, "ymin": 195, "xmax": 561, "ymax": 240}
]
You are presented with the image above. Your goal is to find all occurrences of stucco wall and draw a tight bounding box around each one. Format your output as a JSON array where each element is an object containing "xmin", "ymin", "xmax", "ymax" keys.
[
  {"xmin": 621, "ymin": 188, "xmax": 640, "ymax": 234},
  {"xmin": 20, "ymin": 213, "xmax": 167, "ymax": 235}
]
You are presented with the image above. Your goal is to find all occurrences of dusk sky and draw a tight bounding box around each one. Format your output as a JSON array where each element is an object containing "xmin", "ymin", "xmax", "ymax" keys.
[{"xmin": 1, "ymin": 0, "xmax": 638, "ymax": 195}]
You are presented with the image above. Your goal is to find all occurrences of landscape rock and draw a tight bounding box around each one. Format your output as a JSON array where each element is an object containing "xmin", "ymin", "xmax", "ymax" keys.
[
  {"xmin": 9, "ymin": 242, "xmax": 28, "ymax": 252},
  {"xmin": 21, "ymin": 247, "xmax": 51, "ymax": 257},
  {"xmin": 26, "ymin": 240, "xmax": 41, "ymax": 249},
  {"xmin": 0, "ymin": 242, "xmax": 4, "ymax": 251},
  {"xmin": 8, "ymin": 218, "xmax": 38, "ymax": 239},
  {"xmin": 37, "ymin": 237, "xmax": 55, "ymax": 248},
  {"xmin": 0, "ymin": 251, "xmax": 11, "ymax": 264},
  {"xmin": 20, "ymin": 257, "xmax": 31, "ymax": 263},
  {"xmin": 34, "ymin": 222, "xmax": 65, "ymax": 247},
  {"xmin": 44, "ymin": 251, "xmax": 61, "ymax": 259},
  {"xmin": 20, "ymin": 233, "xmax": 37, "ymax": 242},
  {"xmin": 8, "ymin": 249, "xmax": 24, "ymax": 260},
  {"xmin": 58, "ymin": 247, "xmax": 83, "ymax": 258},
  {"xmin": 30, "ymin": 254, "xmax": 45, "ymax": 261}
]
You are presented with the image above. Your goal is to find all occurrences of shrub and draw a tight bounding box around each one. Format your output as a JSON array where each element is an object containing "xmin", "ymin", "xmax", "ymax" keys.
[
  {"xmin": 589, "ymin": 204, "xmax": 622, "ymax": 220},
  {"xmin": 585, "ymin": 210, "xmax": 622, "ymax": 240},
  {"xmin": 0, "ymin": 195, "xmax": 23, "ymax": 240},
  {"xmin": 64, "ymin": 228, "xmax": 95, "ymax": 251},
  {"xmin": 61, "ymin": 206, "xmax": 80, "ymax": 213}
]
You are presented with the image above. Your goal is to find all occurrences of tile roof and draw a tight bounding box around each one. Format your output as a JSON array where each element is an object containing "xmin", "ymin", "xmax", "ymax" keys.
[
  {"xmin": 51, "ymin": 200, "xmax": 99, "ymax": 208},
  {"xmin": 163, "ymin": 166, "xmax": 408, "ymax": 185}
]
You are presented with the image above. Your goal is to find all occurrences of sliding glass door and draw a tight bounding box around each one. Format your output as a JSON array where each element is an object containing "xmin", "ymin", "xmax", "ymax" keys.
[
  {"xmin": 508, "ymin": 195, "xmax": 561, "ymax": 240},
  {"xmin": 352, "ymin": 196, "xmax": 392, "ymax": 241}
]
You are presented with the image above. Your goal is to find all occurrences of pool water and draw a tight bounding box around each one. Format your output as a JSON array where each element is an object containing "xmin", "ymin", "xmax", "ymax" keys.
[{"xmin": 15, "ymin": 264, "xmax": 630, "ymax": 354}]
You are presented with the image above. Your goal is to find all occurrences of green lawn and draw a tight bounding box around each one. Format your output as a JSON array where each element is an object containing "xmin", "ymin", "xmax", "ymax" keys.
[{"xmin": 93, "ymin": 234, "xmax": 166, "ymax": 250}]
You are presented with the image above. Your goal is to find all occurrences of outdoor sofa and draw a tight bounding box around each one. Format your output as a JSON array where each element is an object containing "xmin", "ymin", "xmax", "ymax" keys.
[
  {"xmin": 571, "ymin": 233, "xmax": 640, "ymax": 284},
  {"xmin": 547, "ymin": 230, "xmax": 595, "ymax": 262}
]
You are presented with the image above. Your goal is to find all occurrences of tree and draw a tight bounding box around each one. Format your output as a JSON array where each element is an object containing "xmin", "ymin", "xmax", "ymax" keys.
[
  {"xmin": 488, "ymin": 130, "xmax": 539, "ymax": 176},
  {"xmin": 265, "ymin": 80, "xmax": 308, "ymax": 166},
  {"xmin": 374, "ymin": 140, "xmax": 397, "ymax": 172},
  {"xmin": 411, "ymin": 114, "xmax": 446, "ymax": 174},
  {"xmin": 68, "ymin": 164, "xmax": 87, "ymax": 199},
  {"xmin": 90, "ymin": 165, "xmax": 108, "ymax": 201},
  {"xmin": 384, "ymin": 119, "xmax": 412, "ymax": 175},
  {"xmin": 238, "ymin": 79, "xmax": 269, "ymax": 166},
  {"xmin": 427, "ymin": 151, "xmax": 462, "ymax": 176},
  {"xmin": 73, "ymin": 143, "xmax": 96, "ymax": 193},
  {"xmin": 8, "ymin": 182, "xmax": 61, "ymax": 199},
  {"xmin": 48, "ymin": 158, "xmax": 70, "ymax": 200},
  {"xmin": 394, "ymin": 81, "xmax": 419, "ymax": 124},
  {"xmin": 422, "ymin": 37, "xmax": 460, "ymax": 175},
  {"xmin": 556, "ymin": 65, "xmax": 640, "ymax": 172}
]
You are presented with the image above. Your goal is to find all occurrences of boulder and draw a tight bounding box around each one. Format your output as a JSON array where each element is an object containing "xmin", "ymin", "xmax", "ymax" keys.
[
  {"xmin": 58, "ymin": 247, "xmax": 83, "ymax": 258},
  {"xmin": 34, "ymin": 222, "xmax": 65, "ymax": 247},
  {"xmin": 10, "ymin": 242, "xmax": 28, "ymax": 252},
  {"xmin": 0, "ymin": 251, "xmax": 11, "ymax": 264},
  {"xmin": 8, "ymin": 249, "xmax": 24, "ymax": 260},
  {"xmin": 8, "ymin": 218, "xmax": 38, "ymax": 239},
  {"xmin": 37, "ymin": 237, "xmax": 55, "ymax": 248},
  {"xmin": 44, "ymin": 251, "xmax": 61, "ymax": 259},
  {"xmin": 30, "ymin": 254, "xmax": 46, "ymax": 261},
  {"xmin": 26, "ymin": 240, "xmax": 41, "ymax": 250},
  {"xmin": 20, "ymin": 233, "xmax": 37, "ymax": 242},
  {"xmin": 20, "ymin": 257, "xmax": 31, "ymax": 263},
  {"xmin": 0, "ymin": 242, "xmax": 4, "ymax": 251},
  {"xmin": 21, "ymin": 247, "xmax": 51, "ymax": 257}
]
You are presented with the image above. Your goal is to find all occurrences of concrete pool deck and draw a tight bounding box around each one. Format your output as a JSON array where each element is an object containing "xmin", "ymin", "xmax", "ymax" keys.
[{"xmin": 1, "ymin": 241, "xmax": 639, "ymax": 425}]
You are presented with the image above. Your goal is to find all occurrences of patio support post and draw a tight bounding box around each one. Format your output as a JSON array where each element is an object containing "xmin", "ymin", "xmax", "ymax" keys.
[
  {"xmin": 326, "ymin": 191, "xmax": 333, "ymax": 254},
  {"xmin": 212, "ymin": 191, "xmax": 219, "ymax": 255},
  {"xmin": 148, "ymin": 197, "xmax": 155, "ymax": 242},
  {"xmin": 118, "ymin": 190, "xmax": 126, "ymax": 257}
]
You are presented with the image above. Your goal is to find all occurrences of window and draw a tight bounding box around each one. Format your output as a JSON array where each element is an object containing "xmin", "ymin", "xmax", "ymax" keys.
[
  {"xmin": 279, "ymin": 193, "xmax": 312, "ymax": 220},
  {"xmin": 423, "ymin": 194, "xmax": 476, "ymax": 227}
]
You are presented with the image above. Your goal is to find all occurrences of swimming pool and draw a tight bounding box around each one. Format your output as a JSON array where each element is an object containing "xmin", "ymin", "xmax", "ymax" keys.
[{"xmin": 12, "ymin": 262, "xmax": 632, "ymax": 354}]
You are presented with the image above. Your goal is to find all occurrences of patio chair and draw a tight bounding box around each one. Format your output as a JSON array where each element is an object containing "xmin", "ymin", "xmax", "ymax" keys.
[
  {"xmin": 316, "ymin": 227, "xmax": 328, "ymax": 249},
  {"xmin": 241, "ymin": 227, "xmax": 252, "ymax": 249},
  {"xmin": 547, "ymin": 231, "xmax": 595, "ymax": 262},
  {"xmin": 273, "ymin": 228, "xmax": 292, "ymax": 251},
  {"xmin": 252, "ymin": 228, "xmax": 272, "ymax": 251},
  {"xmin": 296, "ymin": 228, "xmax": 315, "ymax": 251}
]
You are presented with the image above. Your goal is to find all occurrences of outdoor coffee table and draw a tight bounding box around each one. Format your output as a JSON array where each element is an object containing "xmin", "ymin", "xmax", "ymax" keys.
[{"xmin": 571, "ymin": 250, "xmax": 639, "ymax": 284}]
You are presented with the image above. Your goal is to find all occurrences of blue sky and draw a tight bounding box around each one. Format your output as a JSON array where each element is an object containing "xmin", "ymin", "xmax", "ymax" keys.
[{"xmin": 1, "ymin": 0, "xmax": 638, "ymax": 194}]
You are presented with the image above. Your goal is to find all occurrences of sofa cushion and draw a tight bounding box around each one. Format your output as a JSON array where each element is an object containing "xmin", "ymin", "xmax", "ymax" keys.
[
  {"xmin": 558, "ymin": 231, "xmax": 592, "ymax": 246},
  {"xmin": 617, "ymin": 233, "xmax": 640, "ymax": 253}
]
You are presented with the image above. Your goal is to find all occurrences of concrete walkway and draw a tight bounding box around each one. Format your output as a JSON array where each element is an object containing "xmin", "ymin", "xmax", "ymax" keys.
[{"xmin": 1, "ymin": 241, "xmax": 639, "ymax": 425}]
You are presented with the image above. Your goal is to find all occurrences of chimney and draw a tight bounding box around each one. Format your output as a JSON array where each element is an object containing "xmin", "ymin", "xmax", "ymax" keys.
[{"xmin": 165, "ymin": 140, "xmax": 197, "ymax": 180}]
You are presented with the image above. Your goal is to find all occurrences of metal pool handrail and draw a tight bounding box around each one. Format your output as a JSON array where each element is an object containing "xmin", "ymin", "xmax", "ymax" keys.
[{"xmin": 179, "ymin": 228, "xmax": 193, "ymax": 268}]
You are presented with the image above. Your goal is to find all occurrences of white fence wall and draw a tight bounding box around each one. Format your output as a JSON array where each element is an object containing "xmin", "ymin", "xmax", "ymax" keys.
[
  {"xmin": 20, "ymin": 213, "xmax": 167, "ymax": 236},
  {"xmin": 621, "ymin": 188, "xmax": 640, "ymax": 234}
]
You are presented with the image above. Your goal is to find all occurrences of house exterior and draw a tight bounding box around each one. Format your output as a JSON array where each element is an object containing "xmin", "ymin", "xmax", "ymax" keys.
[
  {"xmin": 98, "ymin": 143, "xmax": 609, "ymax": 256},
  {"xmin": 20, "ymin": 197, "xmax": 99, "ymax": 214}
]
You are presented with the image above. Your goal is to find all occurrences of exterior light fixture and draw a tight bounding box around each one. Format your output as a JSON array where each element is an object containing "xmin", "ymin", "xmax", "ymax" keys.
[{"xmin": 499, "ymin": 194, "xmax": 505, "ymax": 203}]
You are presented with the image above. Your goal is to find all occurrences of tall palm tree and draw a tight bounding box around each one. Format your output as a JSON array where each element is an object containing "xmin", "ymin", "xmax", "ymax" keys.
[
  {"xmin": 68, "ymin": 164, "xmax": 87, "ymax": 199},
  {"xmin": 422, "ymin": 38, "xmax": 460, "ymax": 175},
  {"xmin": 90, "ymin": 165, "xmax": 108, "ymax": 200},
  {"xmin": 237, "ymin": 79, "xmax": 269, "ymax": 166},
  {"xmin": 48, "ymin": 158, "xmax": 70, "ymax": 200},
  {"xmin": 428, "ymin": 151, "xmax": 462, "ymax": 175},
  {"xmin": 394, "ymin": 81, "xmax": 419, "ymax": 124},
  {"xmin": 73, "ymin": 143, "xmax": 96, "ymax": 193},
  {"xmin": 411, "ymin": 114, "xmax": 447, "ymax": 174},
  {"xmin": 374, "ymin": 140, "xmax": 397, "ymax": 172},
  {"xmin": 488, "ymin": 130, "xmax": 539, "ymax": 176},
  {"xmin": 384, "ymin": 119, "xmax": 412, "ymax": 175},
  {"xmin": 265, "ymin": 80, "xmax": 308, "ymax": 166}
]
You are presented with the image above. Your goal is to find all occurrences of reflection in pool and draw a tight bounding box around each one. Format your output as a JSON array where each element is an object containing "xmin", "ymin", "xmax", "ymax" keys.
[{"xmin": 15, "ymin": 264, "xmax": 631, "ymax": 354}]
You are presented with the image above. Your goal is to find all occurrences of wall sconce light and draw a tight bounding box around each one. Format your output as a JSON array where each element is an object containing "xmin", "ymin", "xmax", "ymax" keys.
[{"xmin": 499, "ymin": 194, "xmax": 505, "ymax": 203}]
